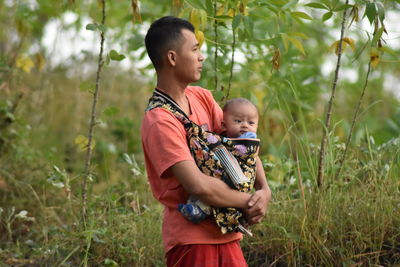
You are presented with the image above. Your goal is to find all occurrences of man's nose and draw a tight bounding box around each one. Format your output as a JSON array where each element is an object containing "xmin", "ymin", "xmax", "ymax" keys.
[{"xmin": 199, "ymin": 52, "xmax": 204, "ymax": 62}]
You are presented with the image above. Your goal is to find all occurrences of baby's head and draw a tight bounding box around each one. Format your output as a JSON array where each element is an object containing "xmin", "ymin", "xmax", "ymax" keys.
[{"xmin": 222, "ymin": 98, "xmax": 259, "ymax": 138}]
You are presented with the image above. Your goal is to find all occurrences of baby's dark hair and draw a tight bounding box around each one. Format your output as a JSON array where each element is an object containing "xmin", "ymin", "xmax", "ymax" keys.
[
  {"xmin": 145, "ymin": 16, "xmax": 195, "ymax": 70},
  {"xmin": 223, "ymin": 98, "xmax": 258, "ymax": 114}
]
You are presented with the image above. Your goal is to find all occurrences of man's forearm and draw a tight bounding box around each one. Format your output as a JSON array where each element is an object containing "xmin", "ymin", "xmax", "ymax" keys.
[
  {"xmin": 171, "ymin": 160, "xmax": 251, "ymax": 209},
  {"xmin": 195, "ymin": 173, "xmax": 251, "ymax": 209}
]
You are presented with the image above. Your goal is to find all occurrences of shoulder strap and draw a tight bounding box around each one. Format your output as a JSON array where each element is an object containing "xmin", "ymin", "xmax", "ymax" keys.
[{"xmin": 145, "ymin": 89, "xmax": 191, "ymax": 125}]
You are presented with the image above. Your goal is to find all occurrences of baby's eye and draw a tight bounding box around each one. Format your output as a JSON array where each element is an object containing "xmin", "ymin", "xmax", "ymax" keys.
[
  {"xmin": 235, "ymin": 119, "xmax": 242, "ymax": 123},
  {"xmin": 249, "ymin": 121, "xmax": 255, "ymax": 125}
]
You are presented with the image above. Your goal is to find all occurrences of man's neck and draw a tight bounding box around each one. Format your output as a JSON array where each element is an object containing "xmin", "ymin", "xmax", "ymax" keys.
[{"xmin": 156, "ymin": 76, "xmax": 191, "ymax": 115}]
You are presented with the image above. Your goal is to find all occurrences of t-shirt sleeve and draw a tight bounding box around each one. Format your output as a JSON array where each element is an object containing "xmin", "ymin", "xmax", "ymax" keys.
[{"xmin": 142, "ymin": 109, "xmax": 194, "ymax": 178}]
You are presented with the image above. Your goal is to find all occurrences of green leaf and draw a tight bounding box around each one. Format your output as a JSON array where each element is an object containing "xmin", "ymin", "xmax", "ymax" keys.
[
  {"xmin": 333, "ymin": 4, "xmax": 352, "ymax": 12},
  {"xmin": 232, "ymin": 14, "xmax": 242, "ymax": 30},
  {"xmin": 288, "ymin": 32, "xmax": 309, "ymax": 39},
  {"xmin": 80, "ymin": 82, "xmax": 94, "ymax": 92},
  {"xmin": 290, "ymin": 11, "xmax": 313, "ymax": 20},
  {"xmin": 269, "ymin": 0, "xmax": 287, "ymax": 6},
  {"xmin": 304, "ymin": 2, "xmax": 329, "ymax": 10},
  {"xmin": 322, "ymin": 11, "xmax": 333, "ymax": 21},
  {"xmin": 281, "ymin": 33, "xmax": 289, "ymax": 52},
  {"xmin": 104, "ymin": 258, "xmax": 119, "ymax": 267},
  {"xmin": 75, "ymin": 135, "xmax": 95, "ymax": 151},
  {"xmin": 189, "ymin": 0, "xmax": 206, "ymax": 10},
  {"xmin": 365, "ymin": 3, "xmax": 376, "ymax": 24},
  {"xmin": 287, "ymin": 36, "xmax": 306, "ymax": 55},
  {"xmin": 97, "ymin": 24, "xmax": 106, "ymax": 32},
  {"xmin": 103, "ymin": 106, "xmax": 120, "ymax": 117},
  {"xmin": 86, "ymin": 23, "xmax": 98, "ymax": 31},
  {"xmin": 378, "ymin": 46, "xmax": 396, "ymax": 55},
  {"xmin": 282, "ymin": 0, "xmax": 298, "ymax": 10},
  {"xmin": 215, "ymin": 15, "xmax": 234, "ymax": 20},
  {"xmin": 376, "ymin": 2, "xmax": 385, "ymax": 22},
  {"xmin": 243, "ymin": 16, "xmax": 254, "ymax": 38},
  {"xmin": 109, "ymin": 50, "xmax": 126, "ymax": 61},
  {"xmin": 205, "ymin": 0, "xmax": 213, "ymax": 14},
  {"xmin": 86, "ymin": 23, "xmax": 106, "ymax": 33},
  {"xmin": 386, "ymin": 119, "xmax": 400, "ymax": 132},
  {"xmin": 371, "ymin": 27, "xmax": 384, "ymax": 47}
]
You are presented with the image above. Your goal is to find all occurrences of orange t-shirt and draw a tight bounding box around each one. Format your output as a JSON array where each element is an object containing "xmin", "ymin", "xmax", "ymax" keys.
[{"xmin": 141, "ymin": 86, "xmax": 242, "ymax": 253}]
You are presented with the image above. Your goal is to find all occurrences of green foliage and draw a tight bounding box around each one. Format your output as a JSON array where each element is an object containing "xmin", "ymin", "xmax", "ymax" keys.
[
  {"xmin": 0, "ymin": 0, "xmax": 399, "ymax": 265},
  {"xmin": 365, "ymin": 2, "xmax": 377, "ymax": 24},
  {"xmin": 109, "ymin": 50, "xmax": 126, "ymax": 61},
  {"xmin": 86, "ymin": 23, "xmax": 107, "ymax": 32},
  {"xmin": 305, "ymin": 2, "xmax": 330, "ymax": 10}
]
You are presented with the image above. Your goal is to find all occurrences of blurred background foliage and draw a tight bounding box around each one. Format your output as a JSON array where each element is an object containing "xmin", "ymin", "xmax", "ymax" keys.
[{"xmin": 0, "ymin": 0, "xmax": 399, "ymax": 266}]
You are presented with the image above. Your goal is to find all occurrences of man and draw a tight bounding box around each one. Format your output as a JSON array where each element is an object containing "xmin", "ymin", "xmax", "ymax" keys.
[{"xmin": 141, "ymin": 16, "xmax": 271, "ymax": 266}]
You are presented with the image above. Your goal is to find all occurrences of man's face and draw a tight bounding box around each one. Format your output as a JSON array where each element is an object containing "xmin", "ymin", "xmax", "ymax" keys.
[
  {"xmin": 222, "ymin": 103, "xmax": 259, "ymax": 138},
  {"xmin": 173, "ymin": 29, "xmax": 204, "ymax": 83}
]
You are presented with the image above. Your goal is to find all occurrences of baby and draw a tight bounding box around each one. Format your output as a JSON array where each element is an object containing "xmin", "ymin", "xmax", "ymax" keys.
[
  {"xmin": 221, "ymin": 97, "xmax": 259, "ymax": 139},
  {"xmin": 178, "ymin": 97, "xmax": 260, "ymax": 224}
]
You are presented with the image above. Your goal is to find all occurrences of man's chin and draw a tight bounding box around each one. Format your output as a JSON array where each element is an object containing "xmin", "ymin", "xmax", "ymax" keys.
[{"xmin": 189, "ymin": 76, "xmax": 201, "ymax": 84}]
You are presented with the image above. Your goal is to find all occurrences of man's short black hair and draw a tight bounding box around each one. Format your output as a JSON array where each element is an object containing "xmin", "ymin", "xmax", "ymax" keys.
[{"xmin": 145, "ymin": 16, "xmax": 195, "ymax": 70}]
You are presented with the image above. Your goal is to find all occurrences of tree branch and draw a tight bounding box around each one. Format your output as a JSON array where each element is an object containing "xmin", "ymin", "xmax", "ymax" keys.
[
  {"xmin": 226, "ymin": 25, "xmax": 236, "ymax": 102},
  {"xmin": 316, "ymin": 0, "xmax": 349, "ymax": 188},
  {"xmin": 82, "ymin": 0, "xmax": 106, "ymax": 225},
  {"xmin": 213, "ymin": 0, "xmax": 218, "ymax": 92}
]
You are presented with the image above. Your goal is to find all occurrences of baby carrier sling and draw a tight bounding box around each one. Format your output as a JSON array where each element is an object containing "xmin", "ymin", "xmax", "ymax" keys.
[{"xmin": 145, "ymin": 89, "xmax": 260, "ymax": 234}]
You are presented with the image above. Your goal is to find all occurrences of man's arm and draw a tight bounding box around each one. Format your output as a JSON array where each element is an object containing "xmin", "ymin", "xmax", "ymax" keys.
[
  {"xmin": 246, "ymin": 156, "xmax": 272, "ymax": 225},
  {"xmin": 170, "ymin": 160, "xmax": 251, "ymax": 209}
]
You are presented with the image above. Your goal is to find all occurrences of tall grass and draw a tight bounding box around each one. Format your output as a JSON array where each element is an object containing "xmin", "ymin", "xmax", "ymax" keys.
[
  {"xmin": 1, "ymin": 45, "xmax": 399, "ymax": 267},
  {"xmin": 241, "ymin": 76, "xmax": 400, "ymax": 266}
]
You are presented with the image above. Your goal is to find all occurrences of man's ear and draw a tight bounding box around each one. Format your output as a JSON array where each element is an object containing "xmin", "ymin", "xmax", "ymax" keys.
[{"xmin": 167, "ymin": 50, "xmax": 177, "ymax": 67}]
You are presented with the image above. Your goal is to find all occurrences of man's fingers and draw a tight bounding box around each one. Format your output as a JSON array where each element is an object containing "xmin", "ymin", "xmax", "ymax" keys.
[
  {"xmin": 246, "ymin": 205, "xmax": 265, "ymax": 225},
  {"xmin": 248, "ymin": 202, "xmax": 265, "ymax": 214},
  {"xmin": 247, "ymin": 214, "xmax": 263, "ymax": 225},
  {"xmin": 248, "ymin": 193, "xmax": 261, "ymax": 208}
]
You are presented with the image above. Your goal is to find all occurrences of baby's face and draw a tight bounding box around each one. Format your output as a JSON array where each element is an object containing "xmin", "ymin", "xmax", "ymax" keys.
[{"xmin": 222, "ymin": 103, "xmax": 259, "ymax": 138}]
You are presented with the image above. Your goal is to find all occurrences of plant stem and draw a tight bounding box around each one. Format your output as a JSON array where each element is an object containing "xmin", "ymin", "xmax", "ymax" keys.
[
  {"xmin": 295, "ymin": 151, "xmax": 307, "ymax": 212},
  {"xmin": 226, "ymin": 24, "xmax": 236, "ymax": 102},
  {"xmin": 82, "ymin": 0, "xmax": 106, "ymax": 225},
  {"xmin": 7, "ymin": 221, "xmax": 12, "ymax": 241},
  {"xmin": 213, "ymin": 0, "xmax": 218, "ymax": 92},
  {"xmin": 316, "ymin": 0, "xmax": 349, "ymax": 188},
  {"xmin": 336, "ymin": 61, "xmax": 372, "ymax": 179}
]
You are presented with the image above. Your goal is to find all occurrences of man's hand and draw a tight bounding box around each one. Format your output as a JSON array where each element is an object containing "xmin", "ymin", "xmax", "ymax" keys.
[{"xmin": 245, "ymin": 188, "xmax": 271, "ymax": 225}]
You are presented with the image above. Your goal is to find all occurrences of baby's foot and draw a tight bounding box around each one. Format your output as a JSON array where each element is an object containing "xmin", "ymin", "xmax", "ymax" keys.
[{"xmin": 178, "ymin": 203, "xmax": 207, "ymax": 223}]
